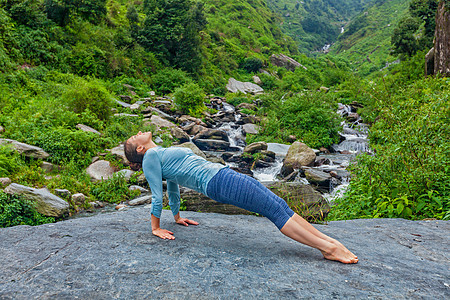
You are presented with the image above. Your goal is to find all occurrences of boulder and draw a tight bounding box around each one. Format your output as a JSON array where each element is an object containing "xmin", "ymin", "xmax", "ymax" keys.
[
  {"xmin": 177, "ymin": 115, "xmax": 207, "ymax": 126},
  {"xmin": 226, "ymin": 78, "xmax": 264, "ymax": 94},
  {"xmin": 76, "ymin": 124, "xmax": 101, "ymax": 136},
  {"xmin": 128, "ymin": 195, "xmax": 151, "ymax": 206},
  {"xmin": 281, "ymin": 142, "xmax": 316, "ymax": 176},
  {"xmin": 174, "ymin": 142, "xmax": 207, "ymax": 158},
  {"xmin": 242, "ymin": 123, "xmax": 260, "ymax": 135},
  {"xmin": 129, "ymin": 185, "xmax": 149, "ymax": 193},
  {"xmin": 170, "ymin": 127, "xmax": 190, "ymax": 143},
  {"xmin": 115, "ymin": 169, "xmax": 135, "ymax": 181},
  {"xmin": 244, "ymin": 141, "xmax": 267, "ymax": 154},
  {"xmin": 119, "ymin": 95, "xmax": 132, "ymax": 102},
  {"xmin": 143, "ymin": 107, "xmax": 176, "ymax": 122},
  {"xmin": 236, "ymin": 102, "xmax": 257, "ymax": 110},
  {"xmin": 181, "ymin": 190, "xmax": 252, "ymax": 215},
  {"xmin": 182, "ymin": 123, "xmax": 206, "ymax": 136},
  {"xmin": 115, "ymin": 99, "xmax": 131, "ymax": 108},
  {"xmin": 129, "ymin": 103, "xmax": 140, "ymax": 110},
  {"xmin": 270, "ymin": 54, "xmax": 307, "ymax": 72},
  {"xmin": 149, "ymin": 115, "xmax": 177, "ymax": 129},
  {"xmin": 86, "ymin": 160, "xmax": 115, "ymax": 181},
  {"xmin": 265, "ymin": 181, "xmax": 330, "ymax": 221},
  {"xmin": 0, "ymin": 138, "xmax": 49, "ymax": 159},
  {"xmin": 0, "ymin": 177, "xmax": 11, "ymax": 187},
  {"xmin": 193, "ymin": 129, "xmax": 229, "ymax": 142},
  {"xmin": 72, "ymin": 193, "xmax": 86, "ymax": 205},
  {"xmin": 303, "ymin": 168, "xmax": 332, "ymax": 188},
  {"xmin": 4, "ymin": 183, "xmax": 69, "ymax": 217},
  {"xmin": 109, "ymin": 144, "xmax": 129, "ymax": 165},
  {"xmin": 252, "ymin": 75, "xmax": 262, "ymax": 85},
  {"xmin": 192, "ymin": 139, "xmax": 230, "ymax": 151},
  {"xmin": 54, "ymin": 189, "xmax": 71, "ymax": 199}
]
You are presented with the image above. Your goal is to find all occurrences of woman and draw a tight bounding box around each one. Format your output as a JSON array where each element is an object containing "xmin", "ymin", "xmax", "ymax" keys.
[{"xmin": 124, "ymin": 131, "xmax": 358, "ymax": 264}]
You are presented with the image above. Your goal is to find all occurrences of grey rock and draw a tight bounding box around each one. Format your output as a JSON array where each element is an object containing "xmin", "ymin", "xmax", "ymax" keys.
[
  {"xmin": 267, "ymin": 143, "xmax": 290, "ymax": 156},
  {"xmin": 115, "ymin": 99, "xmax": 131, "ymax": 108},
  {"xmin": 236, "ymin": 102, "xmax": 257, "ymax": 110},
  {"xmin": 76, "ymin": 124, "xmax": 101, "ymax": 135},
  {"xmin": 149, "ymin": 91, "xmax": 156, "ymax": 96},
  {"xmin": 54, "ymin": 189, "xmax": 71, "ymax": 199},
  {"xmin": 4, "ymin": 183, "xmax": 69, "ymax": 217},
  {"xmin": 40, "ymin": 161, "xmax": 56, "ymax": 173},
  {"xmin": 129, "ymin": 103, "xmax": 140, "ymax": 110},
  {"xmin": 170, "ymin": 127, "xmax": 190, "ymax": 143},
  {"xmin": 303, "ymin": 168, "xmax": 332, "ymax": 188},
  {"xmin": 283, "ymin": 142, "xmax": 316, "ymax": 169},
  {"xmin": 119, "ymin": 95, "xmax": 132, "ymax": 102},
  {"xmin": 143, "ymin": 107, "xmax": 176, "ymax": 122},
  {"xmin": 270, "ymin": 53, "xmax": 307, "ymax": 71},
  {"xmin": 242, "ymin": 123, "xmax": 260, "ymax": 135},
  {"xmin": 252, "ymin": 75, "xmax": 262, "ymax": 85},
  {"xmin": 115, "ymin": 169, "xmax": 135, "ymax": 181},
  {"xmin": 0, "ymin": 138, "xmax": 50, "ymax": 159},
  {"xmin": 244, "ymin": 141, "xmax": 267, "ymax": 154},
  {"xmin": 192, "ymin": 139, "xmax": 230, "ymax": 151},
  {"xmin": 0, "ymin": 177, "xmax": 11, "ymax": 187},
  {"xmin": 0, "ymin": 211, "xmax": 448, "ymax": 299},
  {"xmin": 86, "ymin": 160, "xmax": 115, "ymax": 181},
  {"xmin": 71, "ymin": 193, "xmax": 86, "ymax": 205},
  {"xmin": 109, "ymin": 144, "xmax": 129, "ymax": 165},
  {"xmin": 150, "ymin": 115, "xmax": 177, "ymax": 129},
  {"xmin": 129, "ymin": 185, "xmax": 149, "ymax": 193},
  {"xmin": 128, "ymin": 195, "xmax": 151, "ymax": 206},
  {"xmin": 113, "ymin": 113, "xmax": 139, "ymax": 117},
  {"xmin": 177, "ymin": 115, "xmax": 207, "ymax": 126},
  {"xmin": 193, "ymin": 129, "xmax": 229, "ymax": 142},
  {"xmin": 226, "ymin": 78, "xmax": 264, "ymax": 94}
]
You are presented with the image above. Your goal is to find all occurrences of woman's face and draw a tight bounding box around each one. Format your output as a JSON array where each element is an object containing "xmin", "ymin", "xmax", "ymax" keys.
[{"xmin": 128, "ymin": 131, "xmax": 152, "ymax": 147}]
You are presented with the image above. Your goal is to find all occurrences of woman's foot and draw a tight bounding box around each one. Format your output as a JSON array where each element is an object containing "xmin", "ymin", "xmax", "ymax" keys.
[{"xmin": 321, "ymin": 244, "xmax": 359, "ymax": 264}]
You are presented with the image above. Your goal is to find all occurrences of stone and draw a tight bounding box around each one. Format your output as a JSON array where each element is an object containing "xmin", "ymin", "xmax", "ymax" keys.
[
  {"xmin": 177, "ymin": 115, "xmax": 207, "ymax": 126},
  {"xmin": 54, "ymin": 189, "xmax": 71, "ymax": 199},
  {"xmin": 252, "ymin": 75, "xmax": 262, "ymax": 85},
  {"xmin": 115, "ymin": 169, "xmax": 135, "ymax": 181},
  {"xmin": 183, "ymin": 123, "xmax": 206, "ymax": 136},
  {"xmin": 129, "ymin": 185, "xmax": 149, "ymax": 193},
  {"xmin": 4, "ymin": 183, "xmax": 69, "ymax": 217},
  {"xmin": 40, "ymin": 161, "xmax": 56, "ymax": 173},
  {"xmin": 150, "ymin": 115, "xmax": 177, "ymax": 129},
  {"xmin": 174, "ymin": 142, "xmax": 207, "ymax": 158},
  {"xmin": 265, "ymin": 181, "xmax": 330, "ymax": 221},
  {"xmin": 0, "ymin": 213, "xmax": 448, "ymax": 299},
  {"xmin": 71, "ymin": 193, "xmax": 86, "ymax": 205},
  {"xmin": 270, "ymin": 53, "xmax": 307, "ymax": 72},
  {"xmin": 170, "ymin": 127, "xmax": 190, "ymax": 143},
  {"xmin": 0, "ymin": 138, "xmax": 50, "ymax": 159},
  {"xmin": 319, "ymin": 86, "xmax": 330, "ymax": 93},
  {"xmin": 115, "ymin": 99, "xmax": 131, "ymax": 108},
  {"xmin": 303, "ymin": 168, "xmax": 332, "ymax": 191},
  {"xmin": 193, "ymin": 129, "xmax": 229, "ymax": 142},
  {"xmin": 114, "ymin": 113, "xmax": 139, "ymax": 117},
  {"xmin": 149, "ymin": 91, "xmax": 156, "ymax": 96},
  {"xmin": 86, "ymin": 160, "xmax": 115, "ymax": 181},
  {"xmin": 226, "ymin": 78, "xmax": 264, "ymax": 94},
  {"xmin": 242, "ymin": 123, "xmax": 260, "ymax": 135},
  {"xmin": 192, "ymin": 139, "xmax": 230, "ymax": 151},
  {"xmin": 109, "ymin": 144, "xmax": 129, "ymax": 165},
  {"xmin": 115, "ymin": 204, "xmax": 126, "ymax": 210},
  {"xmin": 129, "ymin": 103, "xmax": 140, "ymax": 110},
  {"xmin": 205, "ymin": 156, "xmax": 226, "ymax": 165},
  {"xmin": 0, "ymin": 177, "xmax": 11, "ymax": 187},
  {"xmin": 236, "ymin": 102, "xmax": 257, "ymax": 110},
  {"xmin": 283, "ymin": 142, "xmax": 316, "ymax": 170},
  {"xmin": 128, "ymin": 195, "xmax": 151, "ymax": 206},
  {"xmin": 123, "ymin": 84, "xmax": 135, "ymax": 91},
  {"xmin": 181, "ymin": 190, "xmax": 251, "ymax": 215},
  {"xmin": 119, "ymin": 95, "xmax": 132, "ymax": 102},
  {"xmin": 76, "ymin": 124, "xmax": 101, "ymax": 135},
  {"xmin": 244, "ymin": 141, "xmax": 268, "ymax": 154},
  {"xmin": 143, "ymin": 107, "xmax": 176, "ymax": 122},
  {"xmin": 266, "ymin": 143, "xmax": 290, "ymax": 156}
]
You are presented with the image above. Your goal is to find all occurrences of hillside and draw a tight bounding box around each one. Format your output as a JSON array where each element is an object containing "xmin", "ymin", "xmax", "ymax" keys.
[
  {"xmin": 265, "ymin": 0, "xmax": 376, "ymax": 53},
  {"xmin": 328, "ymin": 0, "xmax": 410, "ymax": 76}
]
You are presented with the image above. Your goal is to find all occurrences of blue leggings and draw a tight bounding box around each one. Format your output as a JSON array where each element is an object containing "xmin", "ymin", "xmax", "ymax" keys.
[{"xmin": 206, "ymin": 168, "xmax": 295, "ymax": 230}]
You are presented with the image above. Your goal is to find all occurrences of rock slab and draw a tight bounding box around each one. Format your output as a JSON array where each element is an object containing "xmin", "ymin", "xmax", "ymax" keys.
[
  {"xmin": 0, "ymin": 138, "xmax": 50, "ymax": 159},
  {"xmin": 0, "ymin": 210, "xmax": 448, "ymax": 299}
]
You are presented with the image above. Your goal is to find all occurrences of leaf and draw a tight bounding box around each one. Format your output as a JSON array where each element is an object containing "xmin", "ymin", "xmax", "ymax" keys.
[{"xmin": 397, "ymin": 202, "xmax": 404, "ymax": 215}]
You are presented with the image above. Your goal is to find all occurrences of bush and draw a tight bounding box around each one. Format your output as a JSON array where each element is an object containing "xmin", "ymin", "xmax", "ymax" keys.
[
  {"xmin": 63, "ymin": 78, "xmax": 113, "ymax": 121},
  {"xmin": 240, "ymin": 57, "xmax": 263, "ymax": 73},
  {"xmin": 173, "ymin": 82, "xmax": 206, "ymax": 117},
  {"xmin": 329, "ymin": 77, "xmax": 450, "ymax": 221},
  {"xmin": 91, "ymin": 172, "xmax": 131, "ymax": 203},
  {"xmin": 150, "ymin": 68, "xmax": 192, "ymax": 95},
  {"xmin": 0, "ymin": 145, "xmax": 23, "ymax": 177},
  {"xmin": 0, "ymin": 191, "xmax": 55, "ymax": 228}
]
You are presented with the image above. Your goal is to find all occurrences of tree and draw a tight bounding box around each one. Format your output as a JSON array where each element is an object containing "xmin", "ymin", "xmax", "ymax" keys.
[
  {"xmin": 391, "ymin": 17, "xmax": 421, "ymax": 57},
  {"xmin": 136, "ymin": 0, "xmax": 207, "ymax": 73}
]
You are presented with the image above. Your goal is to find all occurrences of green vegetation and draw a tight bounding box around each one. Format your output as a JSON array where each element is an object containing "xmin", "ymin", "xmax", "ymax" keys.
[
  {"xmin": 173, "ymin": 82, "xmax": 207, "ymax": 117},
  {"xmin": 0, "ymin": 191, "xmax": 55, "ymax": 227}
]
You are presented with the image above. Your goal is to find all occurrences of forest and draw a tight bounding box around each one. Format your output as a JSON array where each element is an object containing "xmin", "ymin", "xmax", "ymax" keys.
[{"xmin": 0, "ymin": 0, "xmax": 448, "ymax": 227}]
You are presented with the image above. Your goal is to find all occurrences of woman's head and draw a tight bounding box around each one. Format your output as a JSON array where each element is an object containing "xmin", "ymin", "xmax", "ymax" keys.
[{"xmin": 124, "ymin": 131, "xmax": 153, "ymax": 170}]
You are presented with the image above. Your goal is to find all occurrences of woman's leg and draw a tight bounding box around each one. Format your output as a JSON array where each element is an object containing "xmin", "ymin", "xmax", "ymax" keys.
[{"xmin": 207, "ymin": 168, "xmax": 358, "ymax": 263}]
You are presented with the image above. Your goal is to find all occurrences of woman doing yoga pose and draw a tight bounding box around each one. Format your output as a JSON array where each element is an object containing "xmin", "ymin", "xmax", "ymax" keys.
[{"xmin": 124, "ymin": 131, "xmax": 358, "ymax": 264}]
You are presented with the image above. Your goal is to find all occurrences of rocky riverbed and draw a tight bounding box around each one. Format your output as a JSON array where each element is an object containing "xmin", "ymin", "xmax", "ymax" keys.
[{"xmin": 0, "ymin": 207, "xmax": 448, "ymax": 299}]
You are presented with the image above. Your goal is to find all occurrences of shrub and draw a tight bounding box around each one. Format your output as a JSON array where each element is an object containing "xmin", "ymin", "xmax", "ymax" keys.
[
  {"xmin": 173, "ymin": 82, "xmax": 206, "ymax": 117},
  {"xmin": 0, "ymin": 145, "xmax": 23, "ymax": 177},
  {"xmin": 240, "ymin": 57, "xmax": 263, "ymax": 73},
  {"xmin": 0, "ymin": 191, "xmax": 55, "ymax": 228},
  {"xmin": 63, "ymin": 78, "xmax": 113, "ymax": 121},
  {"xmin": 91, "ymin": 172, "xmax": 131, "ymax": 203},
  {"xmin": 150, "ymin": 68, "xmax": 192, "ymax": 95}
]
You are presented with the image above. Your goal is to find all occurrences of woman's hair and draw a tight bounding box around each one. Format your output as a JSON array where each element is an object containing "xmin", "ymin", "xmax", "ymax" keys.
[{"xmin": 124, "ymin": 140, "xmax": 144, "ymax": 171}]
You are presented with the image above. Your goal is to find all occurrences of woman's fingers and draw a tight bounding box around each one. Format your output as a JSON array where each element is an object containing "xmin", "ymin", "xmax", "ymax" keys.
[{"xmin": 186, "ymin": 219, "xmax": 199, "ymax": 225}]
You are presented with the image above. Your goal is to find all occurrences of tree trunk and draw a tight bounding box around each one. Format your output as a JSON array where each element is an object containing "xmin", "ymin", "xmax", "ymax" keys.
[{"xmin": 434, "ymin": 1, "xmax": 450, "ymax": 76}]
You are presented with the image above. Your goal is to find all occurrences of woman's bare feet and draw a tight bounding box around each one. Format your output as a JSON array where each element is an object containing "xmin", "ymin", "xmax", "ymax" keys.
[{"xmin": 321, "ymin": 244, "xmax": 359, "ymax": 264}]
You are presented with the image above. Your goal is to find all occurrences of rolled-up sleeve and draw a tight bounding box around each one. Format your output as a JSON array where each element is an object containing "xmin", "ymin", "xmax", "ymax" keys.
[
  {"xmin": 167, "ymin": 181, "xmax": 180, "ymax": 216},
  {"xmin": 143, "ymin": 151, "xmax": 164, "ymax": 218}
]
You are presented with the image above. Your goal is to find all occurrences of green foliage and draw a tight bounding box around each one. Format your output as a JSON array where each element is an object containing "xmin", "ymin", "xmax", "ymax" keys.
[
  {"xmin": 63, "ymin": 78, "xmax": 113, "ymax": 121},
  {"xmin": 91, "ymin": 172, "xmax": 131, "ymax": 204},
  {"xmin": 252, "ymin": 91, "xmax": 340, "ymax": 148},
  {"xmin": 240, "ymin": 57, "xmax": 263, "ymax": 73},
  {"xmin": 329, "ymin": 77, "xmax": 450, "ymax": 221},
  {"xmin": 0, "ymin": 145, "xmax": 23, "ymax": 177},
  {"xmin": 0, "ymin": 191, "xmax": 55, "ymax": 228},
  {"xmin": 173, "ymin": 82, "xmax": 206, "ymax": 117},
  {"xmin": 150, "ymin": 68, "xmax": 193, "ymax": 95}
]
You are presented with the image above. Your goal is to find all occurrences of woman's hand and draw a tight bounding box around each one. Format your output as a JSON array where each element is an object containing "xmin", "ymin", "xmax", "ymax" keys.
[
  {"xmin": 175, "ymin": 217, "xmax": 199, "ymax": 226},
  {"xmin": 152, "ymin": 228, "xmax": 175, "ymax": 240}
]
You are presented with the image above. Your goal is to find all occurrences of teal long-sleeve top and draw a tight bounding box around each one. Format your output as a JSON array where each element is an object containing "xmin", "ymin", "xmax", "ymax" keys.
[{"xmin": 142, "ymin": 146, "xmax": 227, "ymax": 218}]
